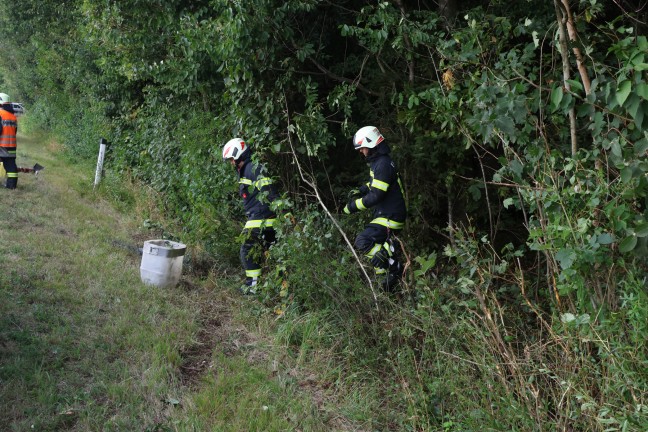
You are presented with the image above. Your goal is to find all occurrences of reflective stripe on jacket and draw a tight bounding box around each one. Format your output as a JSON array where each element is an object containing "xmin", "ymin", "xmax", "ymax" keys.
[
  {"xmin": 352, "ymin": 143, "xmax": 406, "ymax": 225},
  {"xmin": 244, "ymin": 218, "xmax": 276, "ymax": 229},
  {"xmin": 238, "ymin": 156, "xmax": 279, "ymax": 221},
  {"xmin": 0, "ymin": 108, "xmax": 18, "ymax": 150}
]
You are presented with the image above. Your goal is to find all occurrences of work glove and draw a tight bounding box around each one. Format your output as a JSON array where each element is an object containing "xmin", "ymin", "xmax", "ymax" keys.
[
  {"xmin": 347, "ymin": 188, "xmax": 361, "ymax": 199},
  {"xmin": 348, "ymin": 184, "xmax": 370, "ymax": 198}
]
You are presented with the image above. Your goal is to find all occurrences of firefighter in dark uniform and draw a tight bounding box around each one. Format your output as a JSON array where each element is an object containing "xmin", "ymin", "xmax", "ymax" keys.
[
  {"xmin": 344, "ymin": 126, "xmax": 407, "ymax": 290},
  {"xmin": 0, "ymin": 94, "xmax": 18, "ymax": 190},
  {"xmin": 222, "ymin": 138, "xmax": 279, "ymax": 293}
]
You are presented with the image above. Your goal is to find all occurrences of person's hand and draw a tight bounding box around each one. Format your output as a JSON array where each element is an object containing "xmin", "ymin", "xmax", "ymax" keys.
[{"xmin": 347, "ymin": 188, "xmax": 360, "ymax": 199}]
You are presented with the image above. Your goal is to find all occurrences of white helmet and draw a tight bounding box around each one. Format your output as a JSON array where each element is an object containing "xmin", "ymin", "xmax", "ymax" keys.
[
  {"xmin": 222, "ymin": 138, "xmax": 248, "ymax": 161},
  {"xmin": 353, "ymin": 126, "xmax": 384, "ymax": 150},
  {"xmin": 0, "ymin": 93, "xmax": 10, "ymax": 103}
]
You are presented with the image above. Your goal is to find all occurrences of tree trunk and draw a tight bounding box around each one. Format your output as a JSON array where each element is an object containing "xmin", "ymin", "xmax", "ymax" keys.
[
  {"xmin": 560, "ymin": 0, "xmax": 592, "ymax": 95},
  {"xmin": 554, "ymin": 0, "xmax": 579, "ymax": 156}
]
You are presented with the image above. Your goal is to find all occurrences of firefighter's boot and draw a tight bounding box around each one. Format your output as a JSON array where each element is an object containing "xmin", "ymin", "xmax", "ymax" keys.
[
  {"xmin": 4, "ymin": 177, "xmax": 17, "ymax": 189},
  {"xmin": 383, "ymin": 261, "xmax": 403, "ymax": 292}
]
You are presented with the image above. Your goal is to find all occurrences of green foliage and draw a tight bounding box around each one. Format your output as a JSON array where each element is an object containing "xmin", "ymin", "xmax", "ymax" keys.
[
  {"xmin": 261, "ymin": 208, "xmax": 370, "ymax": 312},
  {"xmin": 2, "ymin": 0, "xmax": 648, "ymax": 429}
]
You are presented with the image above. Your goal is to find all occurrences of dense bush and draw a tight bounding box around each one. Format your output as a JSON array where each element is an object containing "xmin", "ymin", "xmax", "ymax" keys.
[{"xmin": 2, "ymin": 0, "xmax": 647, "ymax": 429}]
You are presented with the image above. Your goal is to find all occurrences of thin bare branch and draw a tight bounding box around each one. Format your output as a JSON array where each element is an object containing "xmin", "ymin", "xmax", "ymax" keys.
[
  {"xmin": 306, "ymin": 53, "xmax": 382, "ymax": 97},
  {"xmin": 282, "ymin": 93, "xmax": 380, "ymax": 309}
]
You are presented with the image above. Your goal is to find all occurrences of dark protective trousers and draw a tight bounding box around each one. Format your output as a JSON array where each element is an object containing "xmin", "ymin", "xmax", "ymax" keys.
[
  {"xmin": 1, "ymin": 157, "xmax": 17, "ymax": 189},
  {"xmin": 240, "ymin": 227, "xmax": 276, "ymax": 279},
  {"xmin": 354, "ymin": 223, "xmax": 402, "ymax": 275}
]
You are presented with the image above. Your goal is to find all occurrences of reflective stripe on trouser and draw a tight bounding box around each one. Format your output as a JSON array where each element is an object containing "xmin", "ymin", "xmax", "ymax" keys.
[{"xmin": 246, "ymin": 269, "xmax": 262, "ymax": 278}]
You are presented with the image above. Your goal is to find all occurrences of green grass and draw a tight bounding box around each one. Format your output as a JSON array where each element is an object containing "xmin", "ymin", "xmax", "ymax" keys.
[{"xmin": 0, "ymin": 131, "xmax": 335, "ymax": 431}]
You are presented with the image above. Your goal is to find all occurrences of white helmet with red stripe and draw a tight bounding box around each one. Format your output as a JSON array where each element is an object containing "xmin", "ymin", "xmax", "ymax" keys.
[
  {"xmin": 353, "ymin": 126, "xmax": 384, "ymax": 150},
  {"xmin": 222, "ymin": 138, "xmax": 248, "ymax": 161}
]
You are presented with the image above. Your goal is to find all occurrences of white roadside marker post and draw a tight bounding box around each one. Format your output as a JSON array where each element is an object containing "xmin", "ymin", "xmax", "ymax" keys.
[{"xmin": 93, "ymin": 138, "xmax": 109, "ymax": 190}]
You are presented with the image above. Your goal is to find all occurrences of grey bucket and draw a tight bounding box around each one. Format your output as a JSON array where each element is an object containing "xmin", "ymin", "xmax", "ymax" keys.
[{"xmin": 140, "ymin": 240, "xmax": 187, "ymax": 288}]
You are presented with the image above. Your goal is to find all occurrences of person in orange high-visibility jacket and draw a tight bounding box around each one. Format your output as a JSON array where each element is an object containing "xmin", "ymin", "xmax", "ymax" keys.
[
  {"xmin": 343, "ymin": 126, "xmax": 407, "ymax": 291},
  {"xmin": 222, "ymin": 138, "xmax": 280, "ymax": 294},
  {"xmin": 0, "ymin": 98, "xmax": 18, "ymax": 190}
]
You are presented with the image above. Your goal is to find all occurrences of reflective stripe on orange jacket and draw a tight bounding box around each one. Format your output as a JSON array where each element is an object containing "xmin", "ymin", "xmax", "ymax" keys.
[{"xmin": 0, "ymin": 108, "xmax": 18, "ymax": 150}]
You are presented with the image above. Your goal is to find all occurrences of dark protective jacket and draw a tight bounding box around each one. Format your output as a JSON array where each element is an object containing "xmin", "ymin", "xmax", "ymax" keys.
[
  {"xmin": 0, "ymin": 107, "xmax": 18, "ymax": 156},
  {"xmin": 346, "ymin": 143, "xmax": 407, "ymax": 228},
  {"xmin": 237, "ymin": 152, "xmax": 279, "ymax": 223}
]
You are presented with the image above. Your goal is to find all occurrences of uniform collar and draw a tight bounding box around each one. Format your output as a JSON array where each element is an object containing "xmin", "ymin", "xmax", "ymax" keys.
[{"xmin": 366, "ymin": 142, "xmax": 390, "ymax": 162}]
